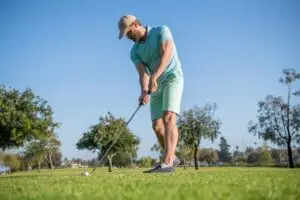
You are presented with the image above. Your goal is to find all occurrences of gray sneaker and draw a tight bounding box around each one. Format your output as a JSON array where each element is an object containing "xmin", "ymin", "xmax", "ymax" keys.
[
  {"xmin": 148, "ymin": 164, "xmax": 175, "ymax": 173},
  {"xmin": 143, "ymin": 157, "xmax": 179, "ymax": 173},
  {"xmin": 173, "ymin": 157, "xmax": 180, "ymax": 167},
  {"xmin": 143, "ymin": 164, "xmax": 160, "ymax": 173}
]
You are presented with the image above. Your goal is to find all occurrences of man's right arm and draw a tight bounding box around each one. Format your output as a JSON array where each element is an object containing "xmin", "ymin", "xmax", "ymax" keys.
[
  {"xmin": 130, "ymin": 49, "xmax": 149, "ymax": 94},
  {"xmin": 135, "ymin": 62, "xmax": 150, "ymax": 94}
]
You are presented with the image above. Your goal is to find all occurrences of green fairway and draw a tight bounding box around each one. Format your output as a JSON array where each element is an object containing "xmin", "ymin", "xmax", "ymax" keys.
[{"xmin": 0, "ymin": 167, "xmax": 300, "ymax": 200}]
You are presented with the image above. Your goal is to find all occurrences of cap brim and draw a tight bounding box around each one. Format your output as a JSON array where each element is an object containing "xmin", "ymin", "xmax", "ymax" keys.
[
  {"xmin": 118, "ymin": 31, "xmax": 124, "ymax": 39},
  {"xmin": 118, "ymin": 28, "xmax": 129, "ymax": 39}
]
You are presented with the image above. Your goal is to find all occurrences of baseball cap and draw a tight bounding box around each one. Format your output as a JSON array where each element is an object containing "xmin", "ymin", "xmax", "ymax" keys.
[{"xmin": 118, "ymin": 15, "xmax": 137, "ymax": 39}]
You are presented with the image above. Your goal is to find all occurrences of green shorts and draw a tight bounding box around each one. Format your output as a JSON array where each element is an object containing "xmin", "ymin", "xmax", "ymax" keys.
[{"xmin": 150, "ymin": 71, "xmax": 184, "ymax": 120}]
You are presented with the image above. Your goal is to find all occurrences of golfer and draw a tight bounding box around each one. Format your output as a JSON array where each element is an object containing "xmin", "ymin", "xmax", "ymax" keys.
[{"xmin": 118, "ymin": 15, "xmax": 184, "ymax": 173}]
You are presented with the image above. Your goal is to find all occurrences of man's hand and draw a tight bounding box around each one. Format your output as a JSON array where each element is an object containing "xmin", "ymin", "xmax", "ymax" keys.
[
  {"xmin": 149, "ymin": 76, "xmax": 158, "ymax": 93},
  {"xmin": 139, "ymin": 90, "xmax": 150, "ymax": 105}
]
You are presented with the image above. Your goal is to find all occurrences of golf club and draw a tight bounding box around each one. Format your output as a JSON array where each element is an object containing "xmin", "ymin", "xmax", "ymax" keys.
[{"xmin": 87, "ymin": 91, "xmax": 151, "ymax": 175}]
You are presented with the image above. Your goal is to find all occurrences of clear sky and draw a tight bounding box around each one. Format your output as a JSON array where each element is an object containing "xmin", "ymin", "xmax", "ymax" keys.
[{"xmin": 1, "ymin": 0, "xmax": 299, "ymax": 160}]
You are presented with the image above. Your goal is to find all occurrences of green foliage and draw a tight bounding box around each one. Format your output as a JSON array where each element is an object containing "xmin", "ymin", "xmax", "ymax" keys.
[
  {"xmin": 176, "ymin": 143, "xmax": 194, "ymax": 168},
  {"xmin": 198, "ymin": 148, "xmax": 219, "ymax": 166},
  {"xmin": 137, "ymin": 156, "xmax": 153, "ymax": 168},
  {"xmin": 258, "ymin": 148, "xmax": 273, "ymax": 166},
  {"xmin": 113, "ymin": 151, "xmax": 138, "ymax": 168},
  {"xmin": 247, "ymin": 152, "xmax": 260, "ymax": 164},
  {"xmin": 178, "ymin": 103, "xmax": 221, "ymax": 169},
  {"xmin": 245, "ymin": 145, "xmax": 275, "ymax": 166},
  {"xmin": 248, "ymin": 68, "xmax": 300, "ymax": 168},
  {"xmin": 22, "ymin": 140, "xmax": 45, "ymax": 167},
  {"xmin": 3, "ymin": 153, "xmax": 21, "ymax": 172},
  {"xmin": 217, "ymin": 136, "xmax": 232, "ymax": 163},
  {"xmin": 0, "ymin": 85, "xmax": 60, "ymax": 150},
  {"xmin": 22, "ymin": 133, "xmax": 62, "ymax": 171},
  {"xmin": 76, "ymin": 112, "xmax": 140, "ymax": 171},
  {"xmin": 150, "ymin": 141, "xmax": 163, "ymax": 161},
  {"xmin": 270, "ymin": 148, "xmax": 281, "ymax": 164}
]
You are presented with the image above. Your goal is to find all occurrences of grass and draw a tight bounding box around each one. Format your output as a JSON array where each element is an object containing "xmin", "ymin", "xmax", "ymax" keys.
[{"xmin": 0, "ymin": 167, "xmax": 300, "ymax": 200}]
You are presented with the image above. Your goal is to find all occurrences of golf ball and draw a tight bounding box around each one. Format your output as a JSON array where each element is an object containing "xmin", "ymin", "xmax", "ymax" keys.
[{"xmin": 81, "ymin": 171, "xmax": 90, "ymax": 176}]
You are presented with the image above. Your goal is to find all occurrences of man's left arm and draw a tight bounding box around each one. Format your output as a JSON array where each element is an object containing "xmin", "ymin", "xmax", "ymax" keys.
[{"xmin": 152, "ymin": 26, "xmax": 174, "ymax": 80}]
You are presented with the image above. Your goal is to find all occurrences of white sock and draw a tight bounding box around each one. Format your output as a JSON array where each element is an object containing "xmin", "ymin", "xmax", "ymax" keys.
[{"xmin": 161, "ymin": 163, "xmax": 172, "ymax": 168}]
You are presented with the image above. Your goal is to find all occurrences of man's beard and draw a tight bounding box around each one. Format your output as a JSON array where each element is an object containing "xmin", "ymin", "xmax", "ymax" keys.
[
  {"xmin": 128, "ymin": 33, "xmax": 141, "ymax": 42},
  {"xmin": 130, "ymin": 36, "xmax": 140, "ymax": 42}
]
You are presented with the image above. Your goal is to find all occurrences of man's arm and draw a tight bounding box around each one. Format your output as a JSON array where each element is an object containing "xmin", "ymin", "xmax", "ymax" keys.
[
  {"xmin": 152, "ymin": 40, "xmax": 173, "ymax": 80},
  {"xmin": 130, "ymin": 49, "xmax": 150, "ymax": 93},
  {"xmin": 152, "ymin": 26, "xmax": 174, "ymax": 80},
  {"xmin": 135, "ymin": 62, "xmax": 150, "ymax": 93}
]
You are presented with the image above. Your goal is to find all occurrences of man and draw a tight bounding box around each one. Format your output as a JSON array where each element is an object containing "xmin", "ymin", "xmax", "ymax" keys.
[{"xmin": 118, "ymin": 15, "xmax": 184, "ymax": 173}]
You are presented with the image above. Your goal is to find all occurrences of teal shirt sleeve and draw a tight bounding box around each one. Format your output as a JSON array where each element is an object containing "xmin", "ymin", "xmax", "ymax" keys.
[{"xmin": 159, "ymin": 25, "xmax": 174, "ymax": 43}]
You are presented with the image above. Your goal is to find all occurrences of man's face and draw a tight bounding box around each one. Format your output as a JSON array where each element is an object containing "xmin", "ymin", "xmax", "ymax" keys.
[{"xmin": 126, "ymin": 23, "xmax": 141, "ymax": 42}]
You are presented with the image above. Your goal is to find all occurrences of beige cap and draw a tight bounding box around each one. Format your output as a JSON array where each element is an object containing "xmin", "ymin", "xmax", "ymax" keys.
[{"xmin": 118, "ymin": 15, "xmax": 137, "ymax": 39}]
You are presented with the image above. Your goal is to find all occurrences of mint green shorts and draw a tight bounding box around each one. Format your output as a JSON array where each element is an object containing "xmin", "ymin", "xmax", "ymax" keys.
[{"xmin": 150, "ymin": 72, "xmax": 184, "ymax": 120}]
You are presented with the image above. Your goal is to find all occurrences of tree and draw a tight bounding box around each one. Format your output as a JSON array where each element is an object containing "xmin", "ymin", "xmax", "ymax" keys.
[
  {"xmin": 245, "ymin": 146, "xmax": 254, "ymax": 158},
  {"xmin": 233, "ymin": 145, "xmax": 246, "ymax": 164},
  {"xmin": 0, "ymin": 85, "xmax": 60, "ymax": 150},
  {"xmin": 217, "ymin": 136, "xmax": 232, "ymax": 163},
  {"xmin": 113, "ymin": 151, "xmax": 131, "ymax": 167},
  {"xmin": 114, "ymin": 141, "xmax": 139, "ymax": 168},
  {"xmin": 23, "ymin": 140, "xmax": 45, "ymax": 170},
  {"xmin": 248, "ymin": 68, "xmax": 300, "ymax": 168},
  {"xmin": 178, "ymin": 103, "xmax": 221, "ymax": 170},
  {"xmin": 258, "ymin": 146, "xmax": 272, "ymax": 166},
  {"xmin": 150, "ymin": 141, "xmax": 163, "ymax": 161},
  {"xmin": 123, "ymin": 132, "xmax": 140, "ymax": 168},
  {"xmin": 270, "ymin": 148, "xmax": 281, "ymax": 164},
  {"xmin": 246, "ymin": 145, "xmax": 273, "ymax": 166},
  {"xmin": 3, "ymin": 153, "xmax": 21, "ymax": 173},
  {"xmin": 22, "ymin": 133, "xmax": 61, "ymax": 174},
  {"xmin": 247, "ymin": 152, "xmax": 260, "ymax": 164},
  {"xmin": 137, "ymin": 156, "xmax": 152, "ymax": 168},
  {"xmin": 76, "ymin": 112, "xmax": 140, "ymax": 172},
  {"xmin": 176, "ymin": 140, "xmax": 194, "ymax": 169},
  {"xmin": 199, "ymin": 148, "xmax": 219, "ymax": 166}
]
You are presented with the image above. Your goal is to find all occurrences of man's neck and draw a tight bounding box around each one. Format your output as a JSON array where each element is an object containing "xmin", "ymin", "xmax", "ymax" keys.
[{"xmin": 138, "ymin": 26, "xmax": 147, "ymax": 42}]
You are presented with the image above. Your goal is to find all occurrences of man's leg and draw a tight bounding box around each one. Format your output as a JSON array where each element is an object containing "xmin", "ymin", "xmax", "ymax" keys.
[
  {"xmin": 148, "ymin": 73, "xmax": 184, "ymax": 173},
  {"xmin": 162, "ymin": 111, "xmax": 178, "ymax": 165},
  {"xmin": 152, "ymin": 119, "xmax": 165, "ymax": 149},
  {"xmin": 142, "ymin": 89, "xmax": 164, "ymax": 173},
  {"xmin": 152, "ymin": 119, "xmax": 178, "ymax": 163}
]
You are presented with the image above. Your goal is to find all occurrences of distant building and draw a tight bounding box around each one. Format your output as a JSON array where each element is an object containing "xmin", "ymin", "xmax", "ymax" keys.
[{"xmin": 71, "ymin": 163, "xmax": 88, "ymax": 168}]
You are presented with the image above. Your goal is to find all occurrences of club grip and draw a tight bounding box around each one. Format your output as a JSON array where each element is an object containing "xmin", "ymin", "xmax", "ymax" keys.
[{"xmin": 139, "ymin": 91, "xmax": 152, "ymax": 105}]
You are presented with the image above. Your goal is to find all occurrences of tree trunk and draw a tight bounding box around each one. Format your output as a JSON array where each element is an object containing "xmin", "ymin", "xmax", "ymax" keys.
[
  {"xmin": 107, "ymin": 155, "xmax": 113, "ymax": 172},
  {"xmin": 38, "ymin": 161, "xmax": 41, "ymax": 172},
  {"xmin": 47, "ymin": 152, "xmax": 54, "ymax": 176},
  {"xmin": 286, "ymin": 83, "xmax": 294, "ymax": 168},
  {"xmin": 194, "ymin": 144, "xmax": 198, "ymax": 170},
  {"xmin": 287, "ymin": 139, "xmax": 294, "ymax": 168},
  {"xmin": 183, "ymin": 158, "xmax": 186, "ymax": 169},
  {"xmin": 129, "ymin": 153, "xmax": 133, "ymax": 168}
]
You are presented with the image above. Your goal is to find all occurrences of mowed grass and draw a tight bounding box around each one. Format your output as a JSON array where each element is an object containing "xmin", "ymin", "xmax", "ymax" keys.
[{"xmin": 1, "ymin": 167, "xmax": 300, "ymax": 200}]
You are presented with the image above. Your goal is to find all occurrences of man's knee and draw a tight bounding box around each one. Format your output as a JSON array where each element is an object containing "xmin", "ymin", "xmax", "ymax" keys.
[
  {"xmin": 152, "ymin": 119, "xmax": 164, "ymax": 134},
  {"xmin": 162, "ymin": 111, "xmax": 176, "ymax": 125}
]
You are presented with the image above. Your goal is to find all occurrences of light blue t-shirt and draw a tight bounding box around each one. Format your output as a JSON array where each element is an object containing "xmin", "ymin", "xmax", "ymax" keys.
[{"xmin": 130, "ymin": 25, "xmax": 183, "ymax": 84}]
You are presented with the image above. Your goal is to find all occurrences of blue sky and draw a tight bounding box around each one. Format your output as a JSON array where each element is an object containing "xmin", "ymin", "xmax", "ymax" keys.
[{"xmin": 1, "ymin": 0, "xmax": 299, "ymax": 160}]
